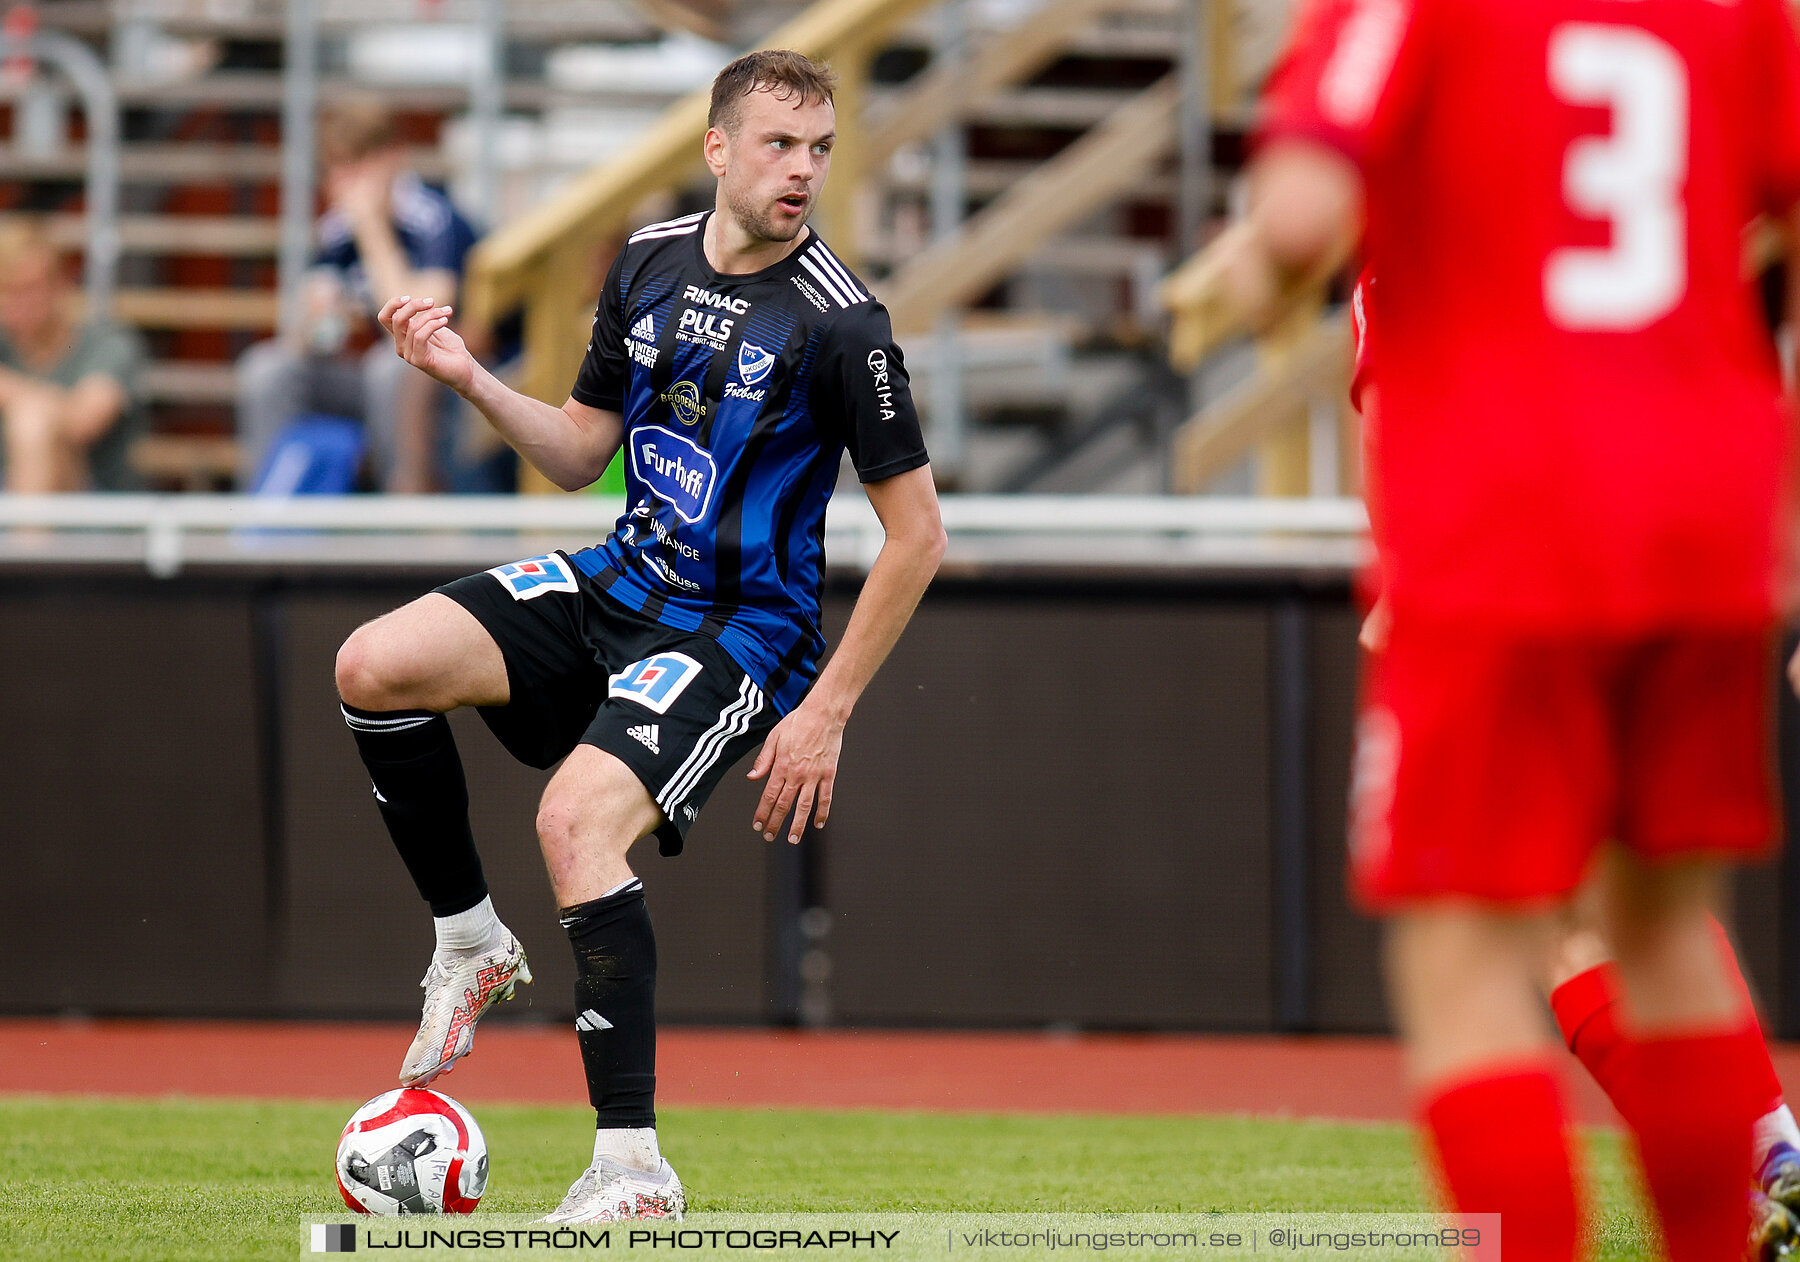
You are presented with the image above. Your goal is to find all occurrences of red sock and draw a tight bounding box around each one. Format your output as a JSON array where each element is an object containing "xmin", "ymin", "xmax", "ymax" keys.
[
  {"xmin": 1611, "ymin": 1022, "xmax": 1766, "ymax": 1262},
  {"xmin": 1706, "ymin": 918, "xmax": 1786, "ymax": 1117},
  {"xmin": 1550, "ymin": 937, "xmax": 1786, "ymax": 1123},
  {"xmin": 1421, "ymin": 1064, "xmax": 1582, "ymax": 1262},
  {"xmin": 1550, "ymin": 962, "xmax": 1631, "ymax": 1104}
]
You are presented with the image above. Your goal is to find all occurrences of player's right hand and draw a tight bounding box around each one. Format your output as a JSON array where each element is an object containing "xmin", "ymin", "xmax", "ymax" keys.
[{"xmin": 380, "ymin": 295, "xmax": 476, "ymax": 393}]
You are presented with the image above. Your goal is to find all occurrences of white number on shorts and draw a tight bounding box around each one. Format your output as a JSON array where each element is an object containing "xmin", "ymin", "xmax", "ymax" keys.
[{"xmin": 1544, "ymin": 24, "xmax": 1689, "ymax": 331}]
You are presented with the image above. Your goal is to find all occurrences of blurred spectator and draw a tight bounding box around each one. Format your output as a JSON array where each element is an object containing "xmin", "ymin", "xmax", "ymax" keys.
[
  {"xmin": 235, "ymin": 98, "xmax": 476, "ymax": 493},
  {"xmin": 0, "ymin": 220, "xmax": 145, "ymax": 492}
]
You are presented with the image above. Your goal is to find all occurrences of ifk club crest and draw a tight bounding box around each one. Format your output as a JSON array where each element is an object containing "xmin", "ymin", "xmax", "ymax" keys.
[{"xmin": 737, "ymin": 341, "xmax": 776, "ymax": 386}]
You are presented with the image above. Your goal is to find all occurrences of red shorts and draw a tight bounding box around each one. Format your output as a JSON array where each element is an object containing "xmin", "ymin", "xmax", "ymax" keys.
[{"xmin": 1350, "ymin": 620, "xmax": 1779, "ymax": 909}]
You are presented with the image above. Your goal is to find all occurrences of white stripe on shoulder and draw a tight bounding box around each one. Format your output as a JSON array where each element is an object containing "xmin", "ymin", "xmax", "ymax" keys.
[
  {"xmin": 636, "ymin": 210, "xmax": 705, "ymax": 233},
  {"xmin": 809, "ymin": 243, "xmax": 869, "ymax": 303},
  {"xmin": 629, "ymin": 211, "xmax": 707, "ymax": 242},
  {"xmin": 798, "ymin": 253, "xmax": 855, "ymax": 308},
  {"xmin": 629, "ymin": 223, "xmax": 703, "ymax": 243}
]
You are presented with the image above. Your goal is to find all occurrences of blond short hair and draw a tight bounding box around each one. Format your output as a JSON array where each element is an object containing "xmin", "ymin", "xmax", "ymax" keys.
[
  {"xmin": 318, "ymin": 98, "xmax": 399, "ymax": 167},
  {"xmin": 707, "ymin": 50, "xmax": 837, "ymax": 134}
]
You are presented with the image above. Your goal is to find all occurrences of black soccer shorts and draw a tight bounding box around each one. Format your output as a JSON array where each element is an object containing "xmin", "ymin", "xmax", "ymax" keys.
[{"xmin": 437, "ymin": 552, "xmax": 778, "ymax": 856}]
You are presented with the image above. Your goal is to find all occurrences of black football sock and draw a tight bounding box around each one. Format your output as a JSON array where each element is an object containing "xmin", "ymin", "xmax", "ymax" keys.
[
  {"xmin": 342, "ymin": 704, "xmax": 488, "ymax": 917},
  {"xmin": 562, "ymin": 878, "xmax": 657, "ymax": 1130}
]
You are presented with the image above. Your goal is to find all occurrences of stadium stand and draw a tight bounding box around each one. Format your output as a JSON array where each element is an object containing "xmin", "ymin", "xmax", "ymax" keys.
[
  {"xmin": 1, "ymin": 0, "xmax": 1335, "ymax": 495},
  {"xmin": 463, "ymin": 0, "xmax": 1311, "ymax": 492}
]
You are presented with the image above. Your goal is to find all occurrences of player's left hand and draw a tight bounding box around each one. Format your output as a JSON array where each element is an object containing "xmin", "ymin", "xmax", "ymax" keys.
[{"xmin": 747, "ymin": 703, "xmax": 845, "ymax": 843}]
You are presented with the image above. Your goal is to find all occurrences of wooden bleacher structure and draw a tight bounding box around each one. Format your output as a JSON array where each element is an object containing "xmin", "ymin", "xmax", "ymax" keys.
[{"xmin": 6, "ymin": 0, "xmax": 1346, "ymax": 495}]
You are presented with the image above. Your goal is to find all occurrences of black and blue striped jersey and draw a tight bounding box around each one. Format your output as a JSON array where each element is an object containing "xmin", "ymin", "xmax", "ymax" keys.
[{"xmin": 566, "ymin": 210, "xmax": 929, "ymax": 716}]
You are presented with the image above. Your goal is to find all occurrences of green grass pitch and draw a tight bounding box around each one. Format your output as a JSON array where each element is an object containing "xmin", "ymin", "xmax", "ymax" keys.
[{"xmin": 0, "ymin": 1097, "xmax": 1656, "ymax": 1260}]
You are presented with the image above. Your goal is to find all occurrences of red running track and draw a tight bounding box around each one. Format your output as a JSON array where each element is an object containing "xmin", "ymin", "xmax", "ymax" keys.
[{"xmin": 0, "ymin": 1019, "xmax": 1727, "ymax": 1124}]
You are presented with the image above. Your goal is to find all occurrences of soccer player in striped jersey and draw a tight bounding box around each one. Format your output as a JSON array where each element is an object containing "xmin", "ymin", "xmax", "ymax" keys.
[{"xmin": 336, "ymin": 50, "xmax": 944, "ymax": 1222}]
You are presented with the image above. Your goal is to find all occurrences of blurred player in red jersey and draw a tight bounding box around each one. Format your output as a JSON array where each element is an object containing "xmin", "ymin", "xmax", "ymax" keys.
[
  {"xmin": 1348, "ymin": 271, "xmax": 1800, "ymax": 1259},
  {"xmin": 1240, "ymin": 1, "xmax": 1800, "ymax": 1257}
]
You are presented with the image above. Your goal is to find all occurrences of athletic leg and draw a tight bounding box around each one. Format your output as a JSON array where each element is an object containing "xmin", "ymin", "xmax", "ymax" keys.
[
  {"xmin": 1594, "ymin": 630, "xmax": 1789, "ymax": 1260},
  {"xmin": 1542, "ymin": 877, "xmax": 1637, "ymax": 1108},
  {"xmin": 537, "ymin": 746, "xmax": 685, "ymax": 1222},
  {"xmin": 337, "ymin": 591, "xmax": 509, "ymax": 712},
  {"xmin": 1358, "ymin": 622, "xmax": 1599, "ymax": 1262},
  {"xmin": 336, "ymin": 592, "xmax": 529, "ymax": 1085},
  {"xmin": 1387, "ymin": 905, "xmax": 1581, "ymax": 1262},
  {"xmin": 336, "ymin": 591, "xmax": 508, "ymax": 912},
  {"xmin": 1598, "ymin": 857, "xmax": 1766, "ymax": 1262},
  {"xmin": 1544, "ymin": 906, "xmax": 1799, "ymax": 1257},
  {"xmin": 1546, "ymin": 907, "xmax": 1792, "ymax": 1151}
]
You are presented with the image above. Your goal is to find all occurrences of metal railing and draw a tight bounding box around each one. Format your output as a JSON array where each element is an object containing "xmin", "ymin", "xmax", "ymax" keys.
[
  {"xmin": 275, "ymin": 0, "xmax": 506, "ymax": 337},
  {"xmin": 0, "ymin": 493, "xmax": 1370, "ymax": 576},
  {"xmin": 0, "ymin": 27, "xmax": 121, "ymax": 316}
]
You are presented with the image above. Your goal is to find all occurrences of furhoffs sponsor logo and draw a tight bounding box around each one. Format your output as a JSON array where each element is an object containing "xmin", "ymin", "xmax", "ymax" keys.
[{"xmin": 630, "ymin": 427, "xmax": 718, "ymax": 524}]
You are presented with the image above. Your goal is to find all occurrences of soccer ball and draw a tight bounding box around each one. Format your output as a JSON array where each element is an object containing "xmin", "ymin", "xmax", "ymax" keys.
[{"xmin": 336, "ymin": 1088, "xmax": 488, "ymax": 1215}]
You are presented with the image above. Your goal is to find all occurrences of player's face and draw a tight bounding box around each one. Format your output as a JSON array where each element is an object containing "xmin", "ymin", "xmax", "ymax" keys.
[{"xmin": 713, "ymin": 88, "xmax": 835, "ymax": 245}]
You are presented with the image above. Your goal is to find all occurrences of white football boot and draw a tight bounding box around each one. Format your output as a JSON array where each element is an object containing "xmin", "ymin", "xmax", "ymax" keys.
[
  {"xmin": 541, "ymin": 1157, "xmax": 686, "ymax": 1224},
  {"xmin": 398, "ymin": 933, "xmax": 531, "ymax": 1086}
]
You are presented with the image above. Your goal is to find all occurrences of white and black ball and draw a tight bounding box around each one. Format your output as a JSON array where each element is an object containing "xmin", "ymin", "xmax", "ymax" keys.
[{"xmin": 336, "ymin": 1088, "xmax": 488, "ymax": 1215}]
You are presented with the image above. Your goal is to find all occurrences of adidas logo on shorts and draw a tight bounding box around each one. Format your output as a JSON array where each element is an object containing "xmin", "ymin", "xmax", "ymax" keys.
[{"xmin": 627, "ymin": 724, "xmax": 660, "ymax": 755}]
